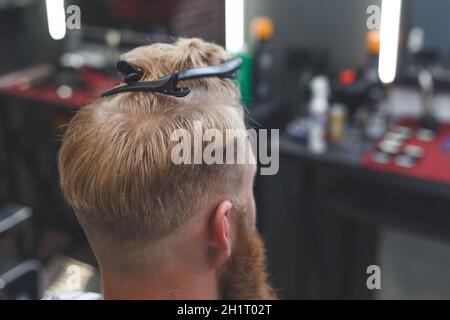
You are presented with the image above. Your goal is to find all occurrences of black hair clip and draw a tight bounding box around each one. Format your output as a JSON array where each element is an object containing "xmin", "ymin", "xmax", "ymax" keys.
[
  {"xmin": 116, "ymin": 60, "xmax": 144, "ymax": 84},
  {"xmin": 101, "ymin": 57, "xmax": 243, "ymax": 98}
]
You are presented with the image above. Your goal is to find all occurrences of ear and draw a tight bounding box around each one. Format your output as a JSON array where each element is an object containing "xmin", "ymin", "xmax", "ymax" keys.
[{"xmin": 208, "ymin": 200, "xmax": 234, "ymax": 268}]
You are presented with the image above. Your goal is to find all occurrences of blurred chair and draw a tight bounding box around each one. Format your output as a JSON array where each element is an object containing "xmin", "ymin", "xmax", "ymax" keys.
[
  {"xmin": 0, "ymin": 204, "xmax": 43, "ymax": 299},
  {"xmin": 0, "ymin": 204, "xmax": 32, "ymax": 258},
  {"xmin": 0, "ymin": 260, "xmax": 43, "ymax": 299}
]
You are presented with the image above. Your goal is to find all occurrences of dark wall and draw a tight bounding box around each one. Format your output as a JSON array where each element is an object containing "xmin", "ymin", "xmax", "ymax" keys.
[
  {"xmin": 246, "ymin": 0, "xmax": 382, "ymax": 71},
  {"xmin": 0, "ymin": 1, "xmax": 61, "ymax": 73},
  {"xmin": 407, "ymin": 0, "xmax": 450, "ymax": 57}
]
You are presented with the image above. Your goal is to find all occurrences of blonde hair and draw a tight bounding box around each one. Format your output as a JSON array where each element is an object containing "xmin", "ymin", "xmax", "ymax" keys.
[{"xmin": 58, "ymin": 38, "xmax": 246, "ymax": 247}]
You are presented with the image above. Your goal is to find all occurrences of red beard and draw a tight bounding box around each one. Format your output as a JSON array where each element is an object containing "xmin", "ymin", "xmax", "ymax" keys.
[{"xmin": 218, "ymin": 219, "xmax": 278, "ymax": 300}]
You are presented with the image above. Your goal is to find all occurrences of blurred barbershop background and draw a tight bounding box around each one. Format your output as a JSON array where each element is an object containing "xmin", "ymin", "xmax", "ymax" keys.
[{"xmin": 0, "ymin": 0, "xmax": 450, "ymax": 299}]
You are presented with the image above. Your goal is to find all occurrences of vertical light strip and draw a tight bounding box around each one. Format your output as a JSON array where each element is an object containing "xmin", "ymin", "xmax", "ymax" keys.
[
  {"xmin": 378, "ymin": 0, "xmax": 402, "ymax": 84},
  {"xmin": 225, "ymin": 0, "xmax": 244, "ymax": 53},
  {"xmin": 46, "ymin": 0, "xmax": 66, "ymax": 40}
]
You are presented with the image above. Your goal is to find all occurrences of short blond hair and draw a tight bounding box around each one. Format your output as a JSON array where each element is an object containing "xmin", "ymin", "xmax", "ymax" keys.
[{"xmin": 58, "ymin": 38, "xmax": 246, "ymax": 246}]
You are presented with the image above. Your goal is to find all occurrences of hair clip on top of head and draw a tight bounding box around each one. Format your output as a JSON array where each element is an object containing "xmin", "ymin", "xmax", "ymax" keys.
[
  {"xmin": 115, "ymin": 60, "xmax": 144, "ymax": 84},
  {"xmin": 101, "ymin": 57, "xmax": 243, "ymax": 98}
]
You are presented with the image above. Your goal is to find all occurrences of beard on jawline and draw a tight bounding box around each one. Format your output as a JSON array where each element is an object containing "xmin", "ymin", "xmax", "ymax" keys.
[{"xmin": 218, "ymin": 216, "xmax": 278, "ymax": 300}]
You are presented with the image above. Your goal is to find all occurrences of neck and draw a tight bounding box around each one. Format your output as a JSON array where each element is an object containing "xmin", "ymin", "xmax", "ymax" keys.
[{"xmin": 101, "ymin": 267, "xmax": 219, "ymax": 300}]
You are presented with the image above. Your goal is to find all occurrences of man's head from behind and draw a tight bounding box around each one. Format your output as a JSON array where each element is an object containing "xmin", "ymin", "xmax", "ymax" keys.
[{"xmin": 58, "ymin": 38, "xmax": 276, "ymax": 300}]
